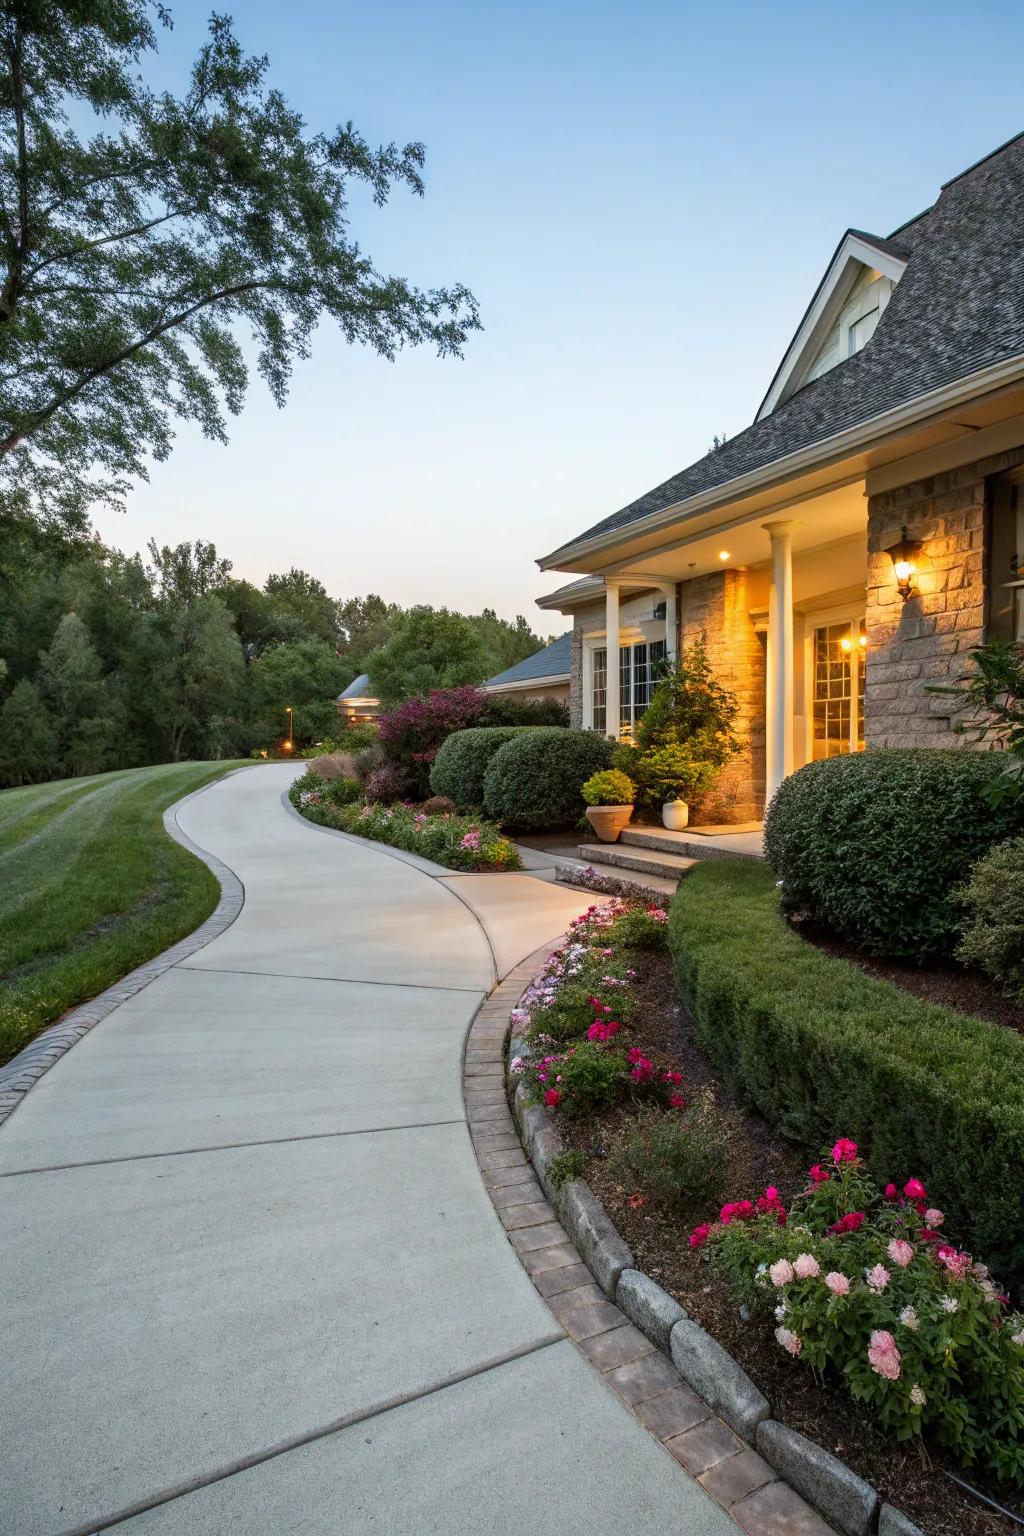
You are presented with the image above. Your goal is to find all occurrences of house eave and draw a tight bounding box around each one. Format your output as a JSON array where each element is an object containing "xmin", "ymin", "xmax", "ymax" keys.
[
  {"xmin": 482, "ymin": 672, "xmax": 570, "ymax": 693},
  {"xmin": 537, "ymin": 353, "xmax": 1024, "ymax": 573}
]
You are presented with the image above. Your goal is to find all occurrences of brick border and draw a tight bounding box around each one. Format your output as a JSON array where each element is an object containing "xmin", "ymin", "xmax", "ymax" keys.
[
  {"xmin": 465, "ymin": 945, "xmax": 925, "ymax": 1536},
  {"xmin": 0, "ymin": 774, "xmax": 247, "ymax": 1129}
]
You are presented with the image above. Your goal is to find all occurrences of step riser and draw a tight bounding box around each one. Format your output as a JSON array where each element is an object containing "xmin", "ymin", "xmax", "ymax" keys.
[
  {"xmin": 619, "ymin": 829, "xmax": 759, "ymax": 862},
  {"xmin": 577, "ymin": 846, "xmax": 693, "ymax": 883},
  {"xmin": 554, "ymin": 863, "xmax": 680, "ymax": 899}
]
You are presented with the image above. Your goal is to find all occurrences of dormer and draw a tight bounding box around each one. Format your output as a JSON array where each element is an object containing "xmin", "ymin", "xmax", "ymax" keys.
[{"xmin": 756, "ymin": 230, "xmax": 907, "ymax": 421}]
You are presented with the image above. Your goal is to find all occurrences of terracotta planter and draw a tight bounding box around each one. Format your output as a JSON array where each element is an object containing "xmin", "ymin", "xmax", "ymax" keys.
[
  {"xmin": 662, "ymin": 799, "xmax": 689, "ymax": 831},
  {"xmin": 585, "ymin": 804, "xmax": 634, "ymax": 843}
]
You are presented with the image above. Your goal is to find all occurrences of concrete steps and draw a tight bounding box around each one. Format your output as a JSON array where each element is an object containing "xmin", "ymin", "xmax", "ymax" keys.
[
  {"xmin": 554, "ymin": 859, "xmax": 682, "ymax": 899},
  {"xmin": 619, "ymin": 826, "xmax": 762, "ymax": 863},
  {"xmin": 576, "ymin": 842, "xmax": 700, "ymax": 886}
]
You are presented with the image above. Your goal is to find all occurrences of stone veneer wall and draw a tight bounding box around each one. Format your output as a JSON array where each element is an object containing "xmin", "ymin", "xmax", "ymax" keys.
[
  {"xmin": 678, "ymin": 570, "xmax": 766, "ymax": 821},
  {"xmin": 865, "ymin": 445, "xmax": 1024, "ymax": 747}
]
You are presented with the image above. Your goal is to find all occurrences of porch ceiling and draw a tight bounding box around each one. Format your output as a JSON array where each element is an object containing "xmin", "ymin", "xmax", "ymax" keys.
[{"xmin": 602, "ymin": 480, "xmax": 867, "ymax": 584}]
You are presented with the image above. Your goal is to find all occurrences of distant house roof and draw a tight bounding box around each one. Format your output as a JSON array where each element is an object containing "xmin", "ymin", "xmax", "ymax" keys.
[
  {"xmin": 483, "ymin": 632, "xmax": 572, "ymax": 690},
  {"xmin": 540, "ymin": 131, "xmax": 1024, "ymax": 566},
  {"xmin": 337, "ymin": 673, "xmax": 374, "ymax": 702}
]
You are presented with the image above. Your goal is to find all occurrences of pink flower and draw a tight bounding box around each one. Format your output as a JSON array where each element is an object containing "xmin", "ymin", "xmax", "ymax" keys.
[
  {"xmin": 887, "ymin": 1239, "xmax": 914, "ymax": 1269},
  {"xmin": 884, "ymin": 1183, "xmax": 899, "ymax": 1201},
  {"xmin": 825, "ymin": 1271, "xmax": 851, "ymax": 1296},
  {"xmin": 719, "ymin": 1200, "xmax": 755, "ymax": 1225},
  {"xmin": 627, "ymin": 1047, "xmax": 645, "ymax": 1063},
  {"xmin": 924, "ymin": 1208, "xmax": 944, "ymax": 1228},
  {"xmin": 832, "ymin": 1138, "xmax": 859, "ymax": 1164},
  {"xmin": 868, "ymin": 1330, "xmax": 901, "ymax": 1381},
  {"xmin": 903, "ymin": 1178, "xmax": 926, "ymax": 1200},
  {"xmin": 793, "ymin": 1253, "xmax": 820, "ymax": 1280},
  {"xmin": 669, "ymin": 1093, "xmax": 685, "ymax": 1108},
  {"xmin": 544, "ymin": 1089, "xmax": 561, "ymax": 1108},
  {"xmin": 808, "ymin": 1164, "xmax": 830, "ymax": 1184},
  {"xmin": 662, "ymin": 1070, "xmax": 684, "ymax": 1085},
  {"xmin": 689, "ymin": 1223, "xmax": 711, "ymax": 1250},
  {"xmin": 627, "ymin": 1193, "xmax": 646, "ymax": 1210},
  {"xmin": 775, "ymin": 1326, "xmax": 802, "ymax": 1356},
  {"xmin": 630, "ymin": 1058, "xmax": 654, "ymax": 1084},
  {"xmin": 938, "ymin": 1247, "xmax": 972, "ymax": 1282},
  {"xmin": 770, "ymin": 1259, "xmax": 795, "ymax": 1286},
  {"xmin": 828, "ymin": 1211, "xmax": 866, "ymax": 1236},
  {"xmin": 460, "ymin": 829, "xmax": 481, "ymax": 851},
  {"xmin": 865, "ymin": 1264, "xmax": 891, "ymax": 1294}
]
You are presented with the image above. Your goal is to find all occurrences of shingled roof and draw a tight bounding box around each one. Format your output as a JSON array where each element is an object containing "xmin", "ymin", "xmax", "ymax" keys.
[
  {"xmin": 483, "ymin": 632, "xmax": 571, "ymax": 688},
  {"xmin": 549, "ymin": 132, "xmax": 1024, "ymax": 557}
]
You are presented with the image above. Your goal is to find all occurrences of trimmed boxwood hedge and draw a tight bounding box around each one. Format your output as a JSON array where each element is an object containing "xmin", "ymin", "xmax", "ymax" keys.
[
  {"xmin": 764, "ymin": 749, "xmax": 1024, "ymax": 960},
  {"xmin": 669, "ymin": 858, "xmax": 1024, "ymax": 1291},
  {"xmin": 429, "ymin": 727, "xmax": 533, "ymax": 812},
  {"xmin": 483, "ymin": 727, "xmax": 614, "ymax": 831}
]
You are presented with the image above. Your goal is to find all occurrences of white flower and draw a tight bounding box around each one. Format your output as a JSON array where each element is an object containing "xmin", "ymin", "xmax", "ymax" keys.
[
  {"xmin": 774, "ymin": 1304, "xmax": 788, "ymax": 1321},
  {"xmin": 1011, "ymin": 1330, "xmax": 1024, "ymax": 1347},
  {"xmin": 910, "ymin": 1385, "xmax": 926, "ymax": 1407},
  {"xmin": 940, "ymin": 1296, "xmax": 959, "ymax": 1314},
  {"xmin": 899, "ymin": 1306, "xmax": 919, "ymax": 1332},
  {"xmin": 510, "ymin": 1057, "xmax": 525, "ymax": 1075}
]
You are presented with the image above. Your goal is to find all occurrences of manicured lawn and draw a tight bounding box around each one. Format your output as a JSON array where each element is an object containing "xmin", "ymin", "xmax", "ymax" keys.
[{"xmin": 0, "ymin": 760, "xmax": 250, "ymax": 1066}]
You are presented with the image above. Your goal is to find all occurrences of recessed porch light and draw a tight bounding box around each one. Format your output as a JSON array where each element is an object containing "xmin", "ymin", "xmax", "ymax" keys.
[{"xmin": 718, "ymin": 550, "xmax": 730, "ymax": 561}]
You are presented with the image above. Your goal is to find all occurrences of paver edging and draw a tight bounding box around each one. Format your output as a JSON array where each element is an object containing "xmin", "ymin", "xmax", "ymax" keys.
[
  {"xmin": 0, "ymin": 770, "xmax": 250, "ymax": 1129},
  {"xmin": 469, "ymin": 941, "xmax": 927, "ymax": 1536}
]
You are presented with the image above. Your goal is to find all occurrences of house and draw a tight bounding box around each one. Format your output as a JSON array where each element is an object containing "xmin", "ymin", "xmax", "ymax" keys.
[
  {"xmin": 481, "ymin": 632, "xmax": 571, "ymax": 706},
  {"xmin": 336, "ymin": 673, "xmax": 380, "ymax": 725},
  {"xmin": 536, "ymin": 133, "xmax": 1024, "ymax": 822}
]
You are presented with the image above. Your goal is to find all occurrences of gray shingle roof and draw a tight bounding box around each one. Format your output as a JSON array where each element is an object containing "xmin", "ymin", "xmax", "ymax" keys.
[
  {"xmin": 483, "ymin": 632, "xmax": 572, "ymax": 688},
  {"xmin": 337, "ymin": 673, "xmax": 372, "ymax": 701},
  {"xmin": 555, "ymin": 132, "xmax": 1024, "ymax": 554}
]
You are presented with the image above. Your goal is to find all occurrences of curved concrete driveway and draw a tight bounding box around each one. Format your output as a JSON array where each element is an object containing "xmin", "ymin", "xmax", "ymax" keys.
[{"xmin": 0, "ymin": 765, "xmax": 735, "ymax": 1535}]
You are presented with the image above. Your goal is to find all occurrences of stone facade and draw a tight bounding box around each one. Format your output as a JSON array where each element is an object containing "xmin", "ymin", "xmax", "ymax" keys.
[
  {"xmin": 679, "ymin": 570, "xmax": 766, "ymax": 821},
  {"xmin": 865, "ymin": 446, "xmax": 1024, "ymax": 748}
]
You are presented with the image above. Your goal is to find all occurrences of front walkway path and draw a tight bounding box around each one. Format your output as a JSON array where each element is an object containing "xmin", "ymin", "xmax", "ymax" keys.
[{"xmin": 1, "ymin": 765, "xmax": 736, "ymax": 1535}]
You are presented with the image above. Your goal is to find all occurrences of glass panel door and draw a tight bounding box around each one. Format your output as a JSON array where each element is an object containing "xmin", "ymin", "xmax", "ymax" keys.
[
  {"xmin": 592, "ymin": 648, "xmax": 607, "ymax": 734},
  {"xmin": 812, "ymin": 619, "xmax": 865, "ymax": 758}
]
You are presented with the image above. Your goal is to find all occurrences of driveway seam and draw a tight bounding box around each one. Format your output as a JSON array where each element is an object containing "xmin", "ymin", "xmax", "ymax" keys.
[
  {"xmin": 0, "ymin": 767, "xmax": 255, "ymax": 1131},
  {"xmin": 0, "ymin": 1116, "xmax": 469, "ymax": 1178},
  {"xmin": 176, "ymin": 963, "xmax": 485, "ymax": 994},
  {"xmin": 57, "ymin": 1333, "xmax": 567, "ymax": 1536}
]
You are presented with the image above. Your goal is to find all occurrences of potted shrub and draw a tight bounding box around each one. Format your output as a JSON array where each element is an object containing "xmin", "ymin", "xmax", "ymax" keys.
[
  {"xmin": 581, "ymin": 768, "xmax": 636, "ymax": 842},
  {"xmin": 636, "ymin": 742, "xmax": 716, "ymax": 830}
]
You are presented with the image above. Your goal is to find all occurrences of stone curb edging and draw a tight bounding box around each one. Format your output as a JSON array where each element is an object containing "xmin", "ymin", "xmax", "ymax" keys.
[
  {"xmin": 0, "ymin": 775, "xmax": 247, "ymax": 1129},
  {"xmin": 465, "ymin": 945, "xmax": 926, "ymax": 1536}
]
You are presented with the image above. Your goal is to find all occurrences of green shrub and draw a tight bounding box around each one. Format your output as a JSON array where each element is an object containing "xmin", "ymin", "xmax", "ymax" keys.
[
  {"xmin": 310, "ymin": 723, "xmax": 377, "ymax": 756},
  {"xmin": 611, "ymin": 1093, "xmax": 729, "ymax": 1217},
  {"xmin": 429, "ymin": 727, "xmax": 533, "ymax": 811},
  {"xmin": 546, "ymin": 1149, "xmax": 588, "ymax": 1189},
  {"xmin": 480, "ymin": 695, "xmax": 569, "ymax": 728},
  {"xmin": 483, "ymin": 727, "xmax": 614, "ymax": 831},
  {"xmin": 606, "ymin": 905, "xmax": 670, "ymax": 950},
  {"xmin": 320, "ymin": 775, "xmax": 361, "ymax": 806},
  {"xmin": 668, "ymin": 859, "xmax": 1024, "ymax": 1291},
  {"xmin": 765, "ymin": 749, "xmax": 1024, "ymax": 960},
  {"xmin": 957, "ymin": 836, "xmax": 1024, "ymax": 1001},
  {"xmin": 530, "ymin": 1040, "xmax": 631, "ymax": 1117},
  {"xmin": 581, "ymin": 768, "xmax": 635, "ymax": 806}
]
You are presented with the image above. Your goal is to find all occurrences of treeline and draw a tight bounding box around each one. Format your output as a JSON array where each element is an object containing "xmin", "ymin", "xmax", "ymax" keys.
[{"xmin": 0, "ymin": 519, "xmax": 549, "ymax": 787}]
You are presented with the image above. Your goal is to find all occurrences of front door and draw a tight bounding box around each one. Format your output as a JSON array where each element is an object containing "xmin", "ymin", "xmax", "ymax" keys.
[{"xmin": 811, "ymin": 617, "xmax": 865, "ymax": 759}]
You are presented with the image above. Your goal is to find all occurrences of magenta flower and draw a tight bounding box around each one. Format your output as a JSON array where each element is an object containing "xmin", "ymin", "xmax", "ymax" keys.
[{"xmin": 832, "ymin": 1138, "xmax": 859, "ymax": 1164}]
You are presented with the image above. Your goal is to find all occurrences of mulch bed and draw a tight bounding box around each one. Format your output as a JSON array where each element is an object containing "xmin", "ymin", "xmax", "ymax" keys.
[
  {"xmin": 798, "ymin": 925, "xmax": 1024, "ymax": 1036},
  {"xmin": 552, "ymin": 948, "xmax": 1023, "ymax": 1536}
]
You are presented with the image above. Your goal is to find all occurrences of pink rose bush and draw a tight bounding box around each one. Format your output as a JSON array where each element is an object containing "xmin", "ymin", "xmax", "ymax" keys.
[
  {"xmin": 510, "ymin": 902, "xmax": 687, "ymax": 1119},
  {"xmin": 690, "ymin": 1141, "xmax": 1024, "ymax": 1485}
]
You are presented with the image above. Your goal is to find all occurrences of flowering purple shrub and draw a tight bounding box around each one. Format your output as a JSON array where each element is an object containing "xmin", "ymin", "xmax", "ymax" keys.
[
  {"xmin": 691, "ymin": 1140, "xmax": 1024, "ymax": 1485},
  {"xmin": 376, "ymin": 687, "xmax": 487, "ymax": 796}
]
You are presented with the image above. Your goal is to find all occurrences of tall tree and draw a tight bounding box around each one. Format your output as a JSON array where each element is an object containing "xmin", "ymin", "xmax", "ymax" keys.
[
  {"xmin": 248, "ymin": 638, "xmax": 349, "ymax": 747},
  {"xmin": 337, "ymin": 593, "xmax": 401, "ymax": 672},
  {"xmin": 263, "ymin": 568, "xmax": 339, "ymax": 649},
  {"xmin": 0, "ymin": 4, "xmax": 479, "ymax": 530},
  {"xmin": 0, "ymin": 678, "xmax": 59, "ymax": 784},
  {"xmin": 367, "ymin": 606, "xmax": 495, "ymax": 705}
]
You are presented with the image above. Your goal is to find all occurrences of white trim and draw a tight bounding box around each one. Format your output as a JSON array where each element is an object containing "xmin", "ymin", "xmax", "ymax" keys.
[
  {"xmin": 482, "ymin": 673, "xmax": 569, "ymax": 693},
  {"xmin": 537, "ymin": 353, "xmax": 1024, "ymax": 571},
  {"xmin": 756, "ymin": 234, "xmax": 906, "ymax": 421}
]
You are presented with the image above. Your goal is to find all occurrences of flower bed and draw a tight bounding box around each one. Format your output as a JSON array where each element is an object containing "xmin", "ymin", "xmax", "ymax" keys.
[
  {"xmin": 288, "ymin": 769, "xmax": 520, "ymax": 873},
  {"xmin": 669, "ymin": 859, "xmax": 1024, "ymax": 1293},
  {"xmin": 509, "ymin": 898, "xmax": 1024, "ymax": 1535}
]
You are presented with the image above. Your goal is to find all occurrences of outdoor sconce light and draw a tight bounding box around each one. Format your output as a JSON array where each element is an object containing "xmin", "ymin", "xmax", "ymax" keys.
[{"xmin": 886, "ymin": 525, "xmax": 923, "ymax": 601}]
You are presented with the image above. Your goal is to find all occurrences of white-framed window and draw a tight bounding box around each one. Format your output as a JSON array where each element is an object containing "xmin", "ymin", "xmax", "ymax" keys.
[
  {"xmin": 809, "ymin": 615, "xmax": 866, "ymax": 759},
  {"xmin": 589, "ymin": 639, "xmax": 666, "ymax": 737}
]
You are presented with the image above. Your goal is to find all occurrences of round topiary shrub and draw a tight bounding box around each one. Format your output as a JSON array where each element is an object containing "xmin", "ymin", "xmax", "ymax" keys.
[
  {"xmin": 429, "ymin": 727, "xmax": 534, "ymax": 812},
  {"xmin": 765, "ymin": 749, "xmax": 1024, "ymax": 960},
  {"xmin": 483, "ymin": 727, "xmax": 614, "ymax": 831},
  {"xmin": 956, "ymin": 835, "xmax": 1024, "ymax": 1001}
]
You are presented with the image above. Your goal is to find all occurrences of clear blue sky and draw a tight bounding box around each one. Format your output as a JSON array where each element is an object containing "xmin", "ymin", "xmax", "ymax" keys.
[{"xmin": 97, "ymin": 0, "xmax": 1024, "ymax": 628}]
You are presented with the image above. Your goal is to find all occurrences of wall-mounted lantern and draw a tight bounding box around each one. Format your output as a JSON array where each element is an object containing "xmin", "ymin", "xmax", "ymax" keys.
[{"xmin": 885, "ymin": 525, "xmax": 923, "ymax": 601}]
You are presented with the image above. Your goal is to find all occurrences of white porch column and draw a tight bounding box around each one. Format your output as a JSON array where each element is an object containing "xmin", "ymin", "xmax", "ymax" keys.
[
  {"xmin": 659, "ymin": 583, "xmax": 678, "ymax": 663},
  {"xmin": 763, "ymin": 520, "xmax": 797, "ymax": 802},
  {"xmin": 604, "ymin": 579, "xmax": 620, "ymax": 738}
]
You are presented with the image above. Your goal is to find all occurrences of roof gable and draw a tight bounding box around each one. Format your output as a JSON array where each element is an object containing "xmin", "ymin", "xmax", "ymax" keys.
[
  {"xmin": 483, "ymin": 632, "xmax": 571, "ymax": 688},
  {"xmin": 755, "ymin": 230, "xmax": 907, "ymax": 421}
]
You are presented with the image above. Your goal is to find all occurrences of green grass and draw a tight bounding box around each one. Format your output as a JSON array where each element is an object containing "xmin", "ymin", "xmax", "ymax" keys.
[
  {"xmin": 669, "ymin": 859, "xmax": 1024, "ymax": 1290},
  {"xmin": 0, "ymin": 760, "xmax": 250, "ymax": 1066}
]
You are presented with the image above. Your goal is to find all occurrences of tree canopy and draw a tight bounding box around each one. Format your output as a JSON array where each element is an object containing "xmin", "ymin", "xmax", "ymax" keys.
[{"xmin": 0, "ymin": 3, "xmax": 480, "ymax": 530}]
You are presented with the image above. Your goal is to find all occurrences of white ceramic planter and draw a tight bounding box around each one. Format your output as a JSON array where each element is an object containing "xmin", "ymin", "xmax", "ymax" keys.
[{"xmin": 662, "ymin": 799, "xmax": 689, "ymax": 831}]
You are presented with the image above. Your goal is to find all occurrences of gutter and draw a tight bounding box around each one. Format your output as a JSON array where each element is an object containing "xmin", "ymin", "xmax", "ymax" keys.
[{"xmin": 538, "ymin": 353, "xmax": 1024, "ymax": 571}]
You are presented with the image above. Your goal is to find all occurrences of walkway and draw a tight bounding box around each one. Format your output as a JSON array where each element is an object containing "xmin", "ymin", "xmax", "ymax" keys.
[{"xmin": 0, "ymin": 765, "xmax": 736, "ymax": 1535}]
